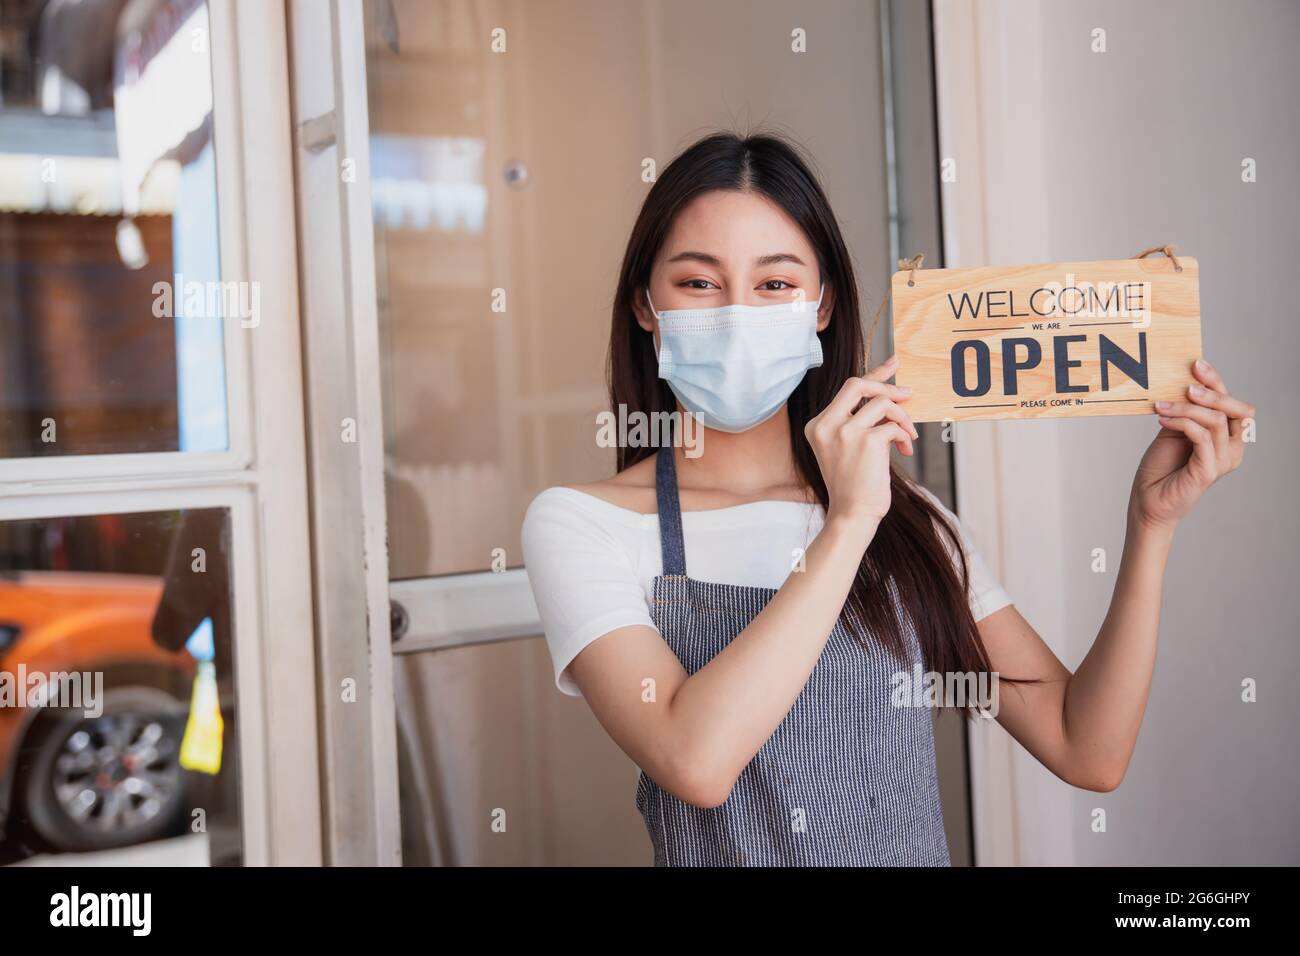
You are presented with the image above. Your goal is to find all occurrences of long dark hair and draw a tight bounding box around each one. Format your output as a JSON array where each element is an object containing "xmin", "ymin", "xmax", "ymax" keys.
[{"xmin": 608, "ymin": 131, "xmax": 1001, "ymax": 713}]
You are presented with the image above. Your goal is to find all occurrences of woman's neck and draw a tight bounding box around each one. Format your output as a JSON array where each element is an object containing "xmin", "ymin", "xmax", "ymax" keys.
[{"xmin": 674, "ymin": 406, "xmax": 802, "ymax": 497}]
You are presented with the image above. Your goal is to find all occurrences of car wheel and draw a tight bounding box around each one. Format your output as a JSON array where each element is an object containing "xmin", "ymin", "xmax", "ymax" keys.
[{"xmin": 17, "ymin": 686, "xmax": 191, "ymax": 854}]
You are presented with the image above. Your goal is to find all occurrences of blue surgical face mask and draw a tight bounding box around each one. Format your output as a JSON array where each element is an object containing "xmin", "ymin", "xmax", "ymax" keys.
[{"xmin": 646, "ymin": 285, "xmax": 825, "ymax": 433}]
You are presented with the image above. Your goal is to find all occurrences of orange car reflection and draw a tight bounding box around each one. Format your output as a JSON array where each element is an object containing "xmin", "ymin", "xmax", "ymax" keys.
[{"xmin": 0, "ymin": 572, "xmax": 195, "ymax": 854}]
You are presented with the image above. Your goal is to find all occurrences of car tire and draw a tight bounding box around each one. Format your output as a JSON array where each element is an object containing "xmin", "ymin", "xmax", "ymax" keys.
[{"xmin": 16, "ymin": 686, "xmax": 192, "ymax": 854}]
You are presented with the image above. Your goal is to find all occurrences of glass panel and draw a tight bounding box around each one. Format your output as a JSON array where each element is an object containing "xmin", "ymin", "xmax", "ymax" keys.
[
  {"xmin": 366, "ymin": 0, "xmax": 895, "ymax": 865},
  {"xmin": 0, "ymin": 508, "xmax": 240, "ymax": 866},
  {"xmin": 0, "ymin": 0, "xmax": 229, "ymax": 458},
  {"xmin": 365, "ymin": 0, "xmax": 612, "ymax": 582}
]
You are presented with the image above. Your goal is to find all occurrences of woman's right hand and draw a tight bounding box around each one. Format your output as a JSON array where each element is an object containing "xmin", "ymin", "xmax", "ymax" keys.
[{"xmin": 804, "ymin": 354, "xmax": 917, "ymax": 531}]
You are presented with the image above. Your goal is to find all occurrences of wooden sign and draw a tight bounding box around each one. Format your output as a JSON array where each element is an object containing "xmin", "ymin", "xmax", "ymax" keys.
[{"xmin": 891, "ymin": 256, "xmax": 1202, "ymax": 422}]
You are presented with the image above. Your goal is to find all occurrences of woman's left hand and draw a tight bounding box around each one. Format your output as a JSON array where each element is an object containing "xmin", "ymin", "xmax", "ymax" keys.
[{"xmin": 1130, "ymin": 358, "xmax": 1255, "ymax": 532}]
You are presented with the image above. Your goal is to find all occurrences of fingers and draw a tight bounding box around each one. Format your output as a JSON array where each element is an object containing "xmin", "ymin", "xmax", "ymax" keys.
[
  {"xmin": 807, "ymin": 377, "xmax": 916, "ymax": 457},
  {"xmin": 1191, "ymin": 357, "xmax": 1228, "ymax": 395},
  {"xmin": 817, "ymin": 375, "xmax": 913, "ymax": 426},
  {"xmin": 1188, "ymin": 358, "xmax": 1257, "ymax": 444},
  {"xmin": 816, "ymin": 354, "xmax": 905, "ymax": 426},
  {"xmin": 1186, "ymin": 382, "xmax": 1255, "ymax": 422},
  {"xmin": 1156, "ymin": 414, "xmax": 1219, "ymax": 485},
  {"xmin": 870, "ymin": 421, "xmax": 914, "ymax": 457},
  {"xmin": 1155, "ymin": 399, "xmax": 1229, "ymax": 465},
  {"xmin": 843, "ymin": 394, "xmax": 918, "ymax": 442},
  {"xmin": 812, "ymin": 397, "xmax": 914, "ymax": 455}
]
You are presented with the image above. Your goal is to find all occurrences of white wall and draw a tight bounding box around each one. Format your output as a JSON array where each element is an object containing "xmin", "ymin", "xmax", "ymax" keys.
[{"xmin": 935, "ymin": 0, "xmax": 1300, "ymax": 865}]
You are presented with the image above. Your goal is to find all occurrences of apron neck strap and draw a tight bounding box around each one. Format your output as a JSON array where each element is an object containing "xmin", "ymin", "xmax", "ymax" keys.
[{"xmin": 655, "ymin": 444, "xmax": 687, "ymax": 576}]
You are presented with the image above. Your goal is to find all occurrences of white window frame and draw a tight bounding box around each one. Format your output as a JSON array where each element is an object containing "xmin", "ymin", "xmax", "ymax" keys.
[{"xmin": 0, "ymin": 0, "xmax": 323, "ymax": 865}]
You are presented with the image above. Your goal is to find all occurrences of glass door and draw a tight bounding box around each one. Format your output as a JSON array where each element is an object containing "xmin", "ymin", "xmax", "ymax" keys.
[{"xmin": 301, "ymin": 0, "xmax": 964, "ymax": 865}]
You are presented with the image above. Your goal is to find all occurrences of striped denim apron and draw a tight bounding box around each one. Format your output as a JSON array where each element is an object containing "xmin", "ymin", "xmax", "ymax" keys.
[{"xmin": 634, "ymin": 446, "xmax": 951, "ymax": 866}]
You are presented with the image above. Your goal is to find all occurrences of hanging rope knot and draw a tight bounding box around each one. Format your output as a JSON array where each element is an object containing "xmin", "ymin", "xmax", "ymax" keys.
[
  {"xmin": 1133, "ymin": 243, "xmax": 1183, "ymax": 273},
  {"xmin": 899, "ymin": 253, "xmax": 925, "ymax": 286}
]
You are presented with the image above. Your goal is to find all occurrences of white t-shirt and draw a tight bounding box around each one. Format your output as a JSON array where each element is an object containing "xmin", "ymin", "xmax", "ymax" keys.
[{"xmin": 520, "ymin": 484, "xmax": 1013, "ymax": 697}]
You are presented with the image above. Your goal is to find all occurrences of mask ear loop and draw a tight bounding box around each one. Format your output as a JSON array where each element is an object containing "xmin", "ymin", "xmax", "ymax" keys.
[{"xmin": 644, "ymin": 288, "xmax": 671, "ymax": 373}]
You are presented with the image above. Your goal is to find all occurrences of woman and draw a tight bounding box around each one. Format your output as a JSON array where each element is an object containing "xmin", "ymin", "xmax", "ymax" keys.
[{"xmin": 521, "ymin": 132, "xmax": 1254, "ymax": 866}]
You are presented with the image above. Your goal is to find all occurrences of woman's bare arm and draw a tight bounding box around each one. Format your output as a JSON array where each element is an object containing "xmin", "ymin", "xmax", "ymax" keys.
[
  {"xmin": 975, "ymin": 515, "xmax": 1173, "ymax": 792},
  {"xmin": 974, "ymin": 358, "xmax": 1253, "ymax": 791}
]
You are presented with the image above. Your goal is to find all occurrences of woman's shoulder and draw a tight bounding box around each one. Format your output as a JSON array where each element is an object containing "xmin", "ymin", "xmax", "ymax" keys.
[
  {"xmin": 522, "ymin": 478, "xmax": 653, "ymax": 553},
  {"xmin": 521, "ymin": 481, "xmax": 652, "ymax": 580},
  {"xmin": 522, "ymin": 486, "xmax": 606, "ymax": 530},
  {"xmin": 525, "ymin": 456, "xmax": 660, "ymax": 521}
]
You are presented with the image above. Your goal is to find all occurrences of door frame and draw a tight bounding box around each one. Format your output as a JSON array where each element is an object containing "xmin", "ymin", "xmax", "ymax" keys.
[{"xmin": 285, "ymin": 0, "xmax": 402, "ymax": 866}]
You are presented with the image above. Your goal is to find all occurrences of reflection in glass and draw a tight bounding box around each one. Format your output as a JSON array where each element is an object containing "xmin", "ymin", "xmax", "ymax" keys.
[
  {"xmin": 0, "ymin": 0, "xmax": 228, "ymax": 458},
  {"xmin": 0, "ymin": 508, "xmax": 240, "ymax": 866},
  {"xmin": 366, "ymin": 0, "xmax": 644, "ymax": 869},
  {"xmin": 367, "ymin": 0, "xmax": 608, "ymax": 583}
]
